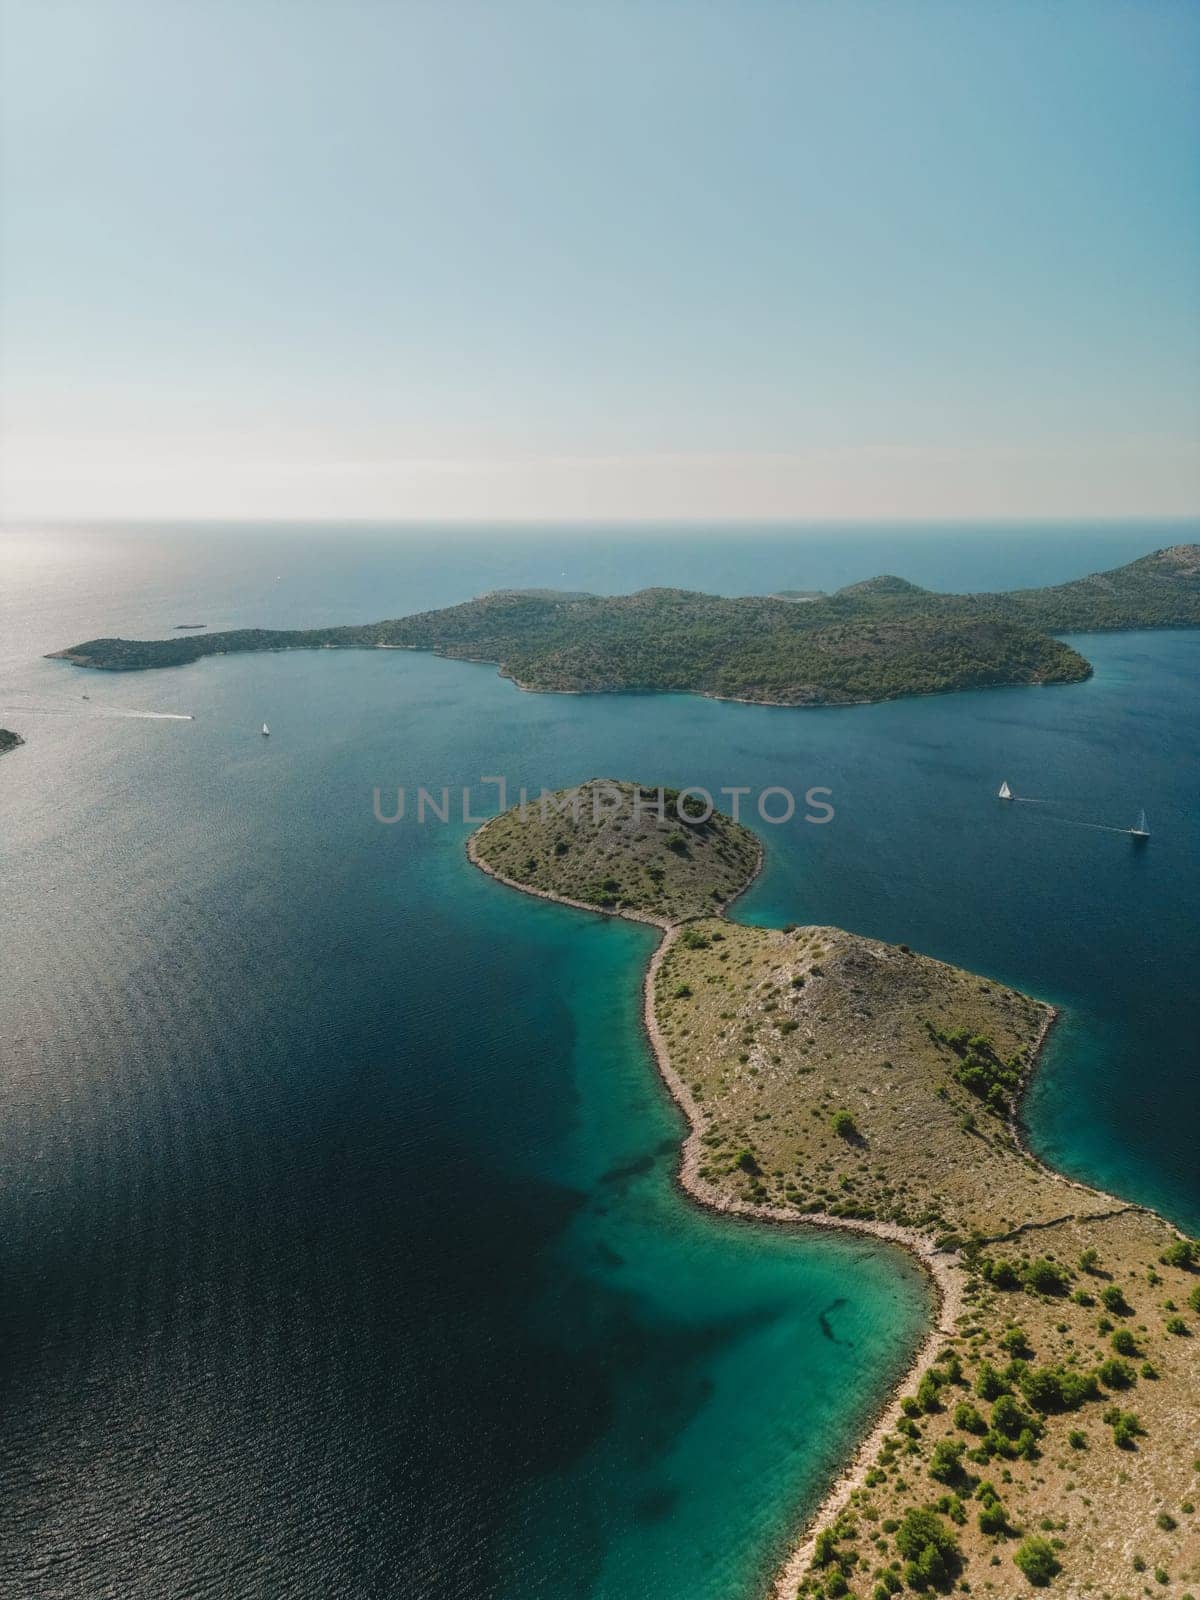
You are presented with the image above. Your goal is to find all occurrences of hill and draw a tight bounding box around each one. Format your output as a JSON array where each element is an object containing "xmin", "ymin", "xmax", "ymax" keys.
[
  {"xmin": 1001, "ymin": 541, "xmax": 1200, "ymax": 630},
  {"xmin": 468, "ymin": 779, "xmax": 761, "ymax": 925},
  {"xmin": 48, "ymin": 544, "xmax": 1200, "ymax": 709}
]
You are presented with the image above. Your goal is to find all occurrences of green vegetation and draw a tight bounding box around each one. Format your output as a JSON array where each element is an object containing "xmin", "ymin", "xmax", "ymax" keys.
[
  {"xmin": 1022, "ymin": 1258, "xmax": 1071, "ymax": 1296},
  {"xmin": 1160, "ymin": 1239, "xmax": 1196, "ymax": 1269},
  {"xmin": 893, "ymin": 1505, "xmax": 961, "ymax": 1590},
  {"xmin": 830, "ymin": 1109, "xmax": 859, "ymax": 1140},
  {"xmin": 50, "ymin": 543, "xmax": 1200, "ymax": 706},
  {"xmin": 1013, "ymin": 1535, "xmax": 1061, "ymax": 1586}
]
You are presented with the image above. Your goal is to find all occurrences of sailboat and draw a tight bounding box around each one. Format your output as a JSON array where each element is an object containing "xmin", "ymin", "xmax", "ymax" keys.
[
  {"xmin": 998, "ymin": 780, "xmax": 1012, "ymax": 801},
  {"xmin": 261, "ymin": 722, "xmax": 270, "ymax": 737},
  {"xmin": 1129, "ymin": 808, "xmax": 1149, "ymax": 841}
]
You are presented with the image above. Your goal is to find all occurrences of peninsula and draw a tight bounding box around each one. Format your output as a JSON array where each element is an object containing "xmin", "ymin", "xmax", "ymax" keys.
[
  {"xmin": 470, "ymin": 782, "xmax": 1200, "ymax": 1597},
  {"xmin": 48, "ymin": 543, "xmax": 1200, "ymax": 710}
]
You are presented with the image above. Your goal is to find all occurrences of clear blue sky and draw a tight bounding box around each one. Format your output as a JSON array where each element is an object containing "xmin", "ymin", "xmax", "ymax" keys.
[{"xmin": 2, "ymin": 0, "xmax": 1198, "ymax": 520}]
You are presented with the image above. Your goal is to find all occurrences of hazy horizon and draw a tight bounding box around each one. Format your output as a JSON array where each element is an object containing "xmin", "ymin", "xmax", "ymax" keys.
[{"xmin": 3, "ymin": 0, "xmax": 1198, "ymax": 522}]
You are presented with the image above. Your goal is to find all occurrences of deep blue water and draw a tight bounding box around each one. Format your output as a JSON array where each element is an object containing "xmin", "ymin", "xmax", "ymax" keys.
[{"xmin": 0, "ymin": 522, "xmax": 1196, "ymax": 1600}]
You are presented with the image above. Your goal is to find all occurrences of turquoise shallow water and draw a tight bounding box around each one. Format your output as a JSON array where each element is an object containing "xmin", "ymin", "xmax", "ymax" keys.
[{"xmin": 0, "ymin": 522, "xmax": 1196, "ymax": 1599}]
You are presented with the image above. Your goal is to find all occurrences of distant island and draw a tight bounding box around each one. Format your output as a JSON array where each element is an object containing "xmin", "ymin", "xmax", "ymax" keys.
[
  {"xmin": 0, "ymin": 728, "xmax": 25, "ymax": 757},
  {"xmin": 48, "ymin": 543, "xmax": 1200, "ymax": 709},
  {"xmin": 470, "ymin": 782, "xmax": 1200, "ymax": 1596}
]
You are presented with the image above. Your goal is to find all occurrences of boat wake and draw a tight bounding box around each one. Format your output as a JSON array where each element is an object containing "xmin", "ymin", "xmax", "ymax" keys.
[
  {"xmin": 100, "ymin": 709, "xmax": 194, "ymax": 721},
  {"xmin": 0, "ymin": 693, "xmax": 193, "ymax": 722},
  {"xmin": 1053, "ymin": 817, "xmax": 1137, "ymax": 835},
  {"xmin": 997, "ymin": 780, "xmax": 1148, "ymax": 838}
]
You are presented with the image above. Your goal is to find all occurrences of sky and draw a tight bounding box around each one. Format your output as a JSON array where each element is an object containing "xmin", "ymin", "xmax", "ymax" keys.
[{"xmin": 2, "ymin": 0, "xmax": 1199, "ymax": 523}]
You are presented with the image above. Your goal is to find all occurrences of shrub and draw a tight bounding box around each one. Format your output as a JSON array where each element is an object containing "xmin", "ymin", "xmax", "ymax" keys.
[
  {"xmin": 812, "ymin": 1527, "xmax": 838, "ymax": 1567},
  {"xmin": 1016, "ymin": 1364, "xmax": 1096, "ymax": 1413},
  {"xmin": 1166, "ymin": 1315, "xmax": 1189, "ymax": 1335},
  {"xmin": 1013, "ymin": 1535, "xmax": 1061, "ymax": 1586},
  {"xmin": 975, "ymin": 1362, "xmax": 1007, "ymax": 1401},
  {"xmin": 1018, "ymin": 1367, "xmax": 1061, "ymax": 1412},
  {"xmin": 999, "ymin": 1325, "xmax": 1031, "ymax": 1357},
  {"xmin": 1160, "ymin": 1239, "xmax": 1197, "ymax": 1269},
  {"xmin": 978, "ymin": 1498, "xmax": 1011, "ymax": 1537},
  {"xmin": 1078, "ymin": 1247, "xmax": 1100, "ymax": 1274},
  {"xmin": 831, "ymin": 1110, "xmax": 858, "ymax": 1140},
  {"xmin": 1110, "ymin": 1409, "xmax": 1142, "ymax": 1449},
  {"xmin": 1097, "ymin": 1357, "xmax": 1136, "ymax": 1390},
  {"xmin": 1023, "ymin": 1258, "xmax": 1070, "ymax": 1295},
  {"xmin": 1067, "ymin": 1429, "xmax": 1087, "ymax": 1449},
  {"xmin": 1110, "ymin": 1328, "xmax": 1138, "ymax": 1356},
  {"xmin": 916, "ymin": 1372, "xmax": 942, "ymax": 1413},
  {"xmin": 934, "ymin": 1492, "xmax": 966, "ymax": 1525},
  {"xmin": 734, "ymin": 1149, "xmax": 760, "ymax": 1175},
  {"xmin": 1057, "ymin": 1369, "xmax": 1099, "ymax": 1408},
  {"xmin": 672, "ymin": 983, "xmax": 693, "ymax": 999},
  {"xmin": 929, "ymin": 1440, "xmax": 965, "ymax": 1483},
  {"xmin": 1101, "ymin": 1284, "xmax": 1130, "ymax": 1315},
  {"xmin": 953, "ymin": 1401, "xmax": 987, "ymax": 1435},
  {"xmin": 894, "ymin": 1506, "xmax": 960, "ymax": 1590},
  {"xmin": 980, "ymin": 1257, "xmax": 1021, "ymax": 1290},
  {"xmin": 991, "ymin": 1394, "xmax": 1035, "ymax": 1440},
  {"xmin": 1189, "ymin": 1283, "xmax": 1200, "ymax": 1314}
]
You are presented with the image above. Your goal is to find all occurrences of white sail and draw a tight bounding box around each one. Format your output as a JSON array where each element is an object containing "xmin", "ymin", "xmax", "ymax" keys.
[
  {"xmin": 1134, "ymin": 808, "xmax": 1148, "ymax": 836},
  {"xmin": 262, "ymin": 723, "xmax": 270, "ymax": 736},
  {"xmin": 998, "ymin": 780, "xmax": 1012, "ymax": 800}
]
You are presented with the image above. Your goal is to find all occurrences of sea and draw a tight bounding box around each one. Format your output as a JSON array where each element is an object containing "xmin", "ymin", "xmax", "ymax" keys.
[{"xmin": 0, "ymin": 521, "xmax": 1197, "ymax": 1600}]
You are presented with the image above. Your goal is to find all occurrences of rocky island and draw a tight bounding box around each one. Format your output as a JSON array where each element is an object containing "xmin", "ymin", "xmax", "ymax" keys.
[
  {"xmin": 470, "ymin": 782, "xmax": 1200, "ymax": 1597},
  {"xmin": 47, "ymin": 544, "xmax": 1200, "ymax": 710}
]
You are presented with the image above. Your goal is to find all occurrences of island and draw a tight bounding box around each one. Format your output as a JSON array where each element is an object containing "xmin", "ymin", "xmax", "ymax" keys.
[
  {"xmin": 0, "ymin": 728, "xmax": 25, "ymax": 757},
  {"xmin": 47, "ymin": 543, "xmax": 1200, "ymax": 710},
  {"xmin": 469, "ymin": 781, "xmax": 1200, "ymax": 1597}
]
